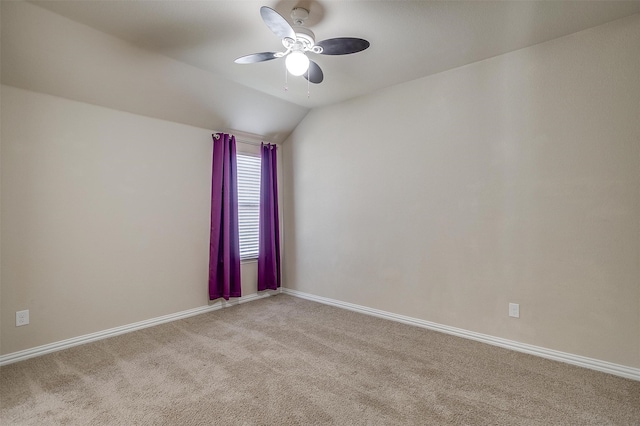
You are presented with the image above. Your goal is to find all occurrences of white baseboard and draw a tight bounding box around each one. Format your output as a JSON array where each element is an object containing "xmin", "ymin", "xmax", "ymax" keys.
[
  {"xmin": 4, "ymin": 287, "xmax": 637, "ymax": 381},
  {"xmin": 281, "ymin": 288, "xmax": 640, "ymax": 381},
  {"xmin": 0, "ymin": 290, "xmax": 280, "ymax": 366}
]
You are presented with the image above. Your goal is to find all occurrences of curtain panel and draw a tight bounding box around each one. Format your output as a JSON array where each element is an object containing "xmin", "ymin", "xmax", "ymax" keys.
[
  {"xmin": 208, "ymin": 133, "xmax": 241, "ymax": 300},
  {"xmin": 258, "ymin": 143, "xmax": 281, "ymax": 291}
]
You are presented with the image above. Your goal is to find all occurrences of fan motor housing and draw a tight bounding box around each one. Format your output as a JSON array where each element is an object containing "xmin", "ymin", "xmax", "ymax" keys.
[
  {"xmin": 294, "ymin": 26, "xmax": 315, "ymax": 48},
  {"xmin": 282, "ymin": 26, "xmax": 319, "ymax": 52}
]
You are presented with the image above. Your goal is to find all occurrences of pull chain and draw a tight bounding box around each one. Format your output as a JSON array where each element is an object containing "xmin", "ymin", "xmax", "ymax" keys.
[
  {"xmin": 282, "ymin": 64, "xmax": 312, "ymax": 99},
  {"xmin": 284, "ymin": 66, "xmax": 288, "ymax": 92}
]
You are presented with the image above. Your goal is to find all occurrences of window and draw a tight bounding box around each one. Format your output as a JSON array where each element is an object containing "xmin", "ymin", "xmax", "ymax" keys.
[{"xmin": 236, "ymin": 153, "xmax": 261, "ymax": 260}]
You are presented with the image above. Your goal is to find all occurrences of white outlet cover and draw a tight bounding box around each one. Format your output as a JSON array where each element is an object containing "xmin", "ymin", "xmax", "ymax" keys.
[
  {"xmin": 509, "ymin": 303, "xmax": 520, "ymax": 318},
  {"xmin": 16, "ymin": 310, "xmax": 30, "ymax": 326}
]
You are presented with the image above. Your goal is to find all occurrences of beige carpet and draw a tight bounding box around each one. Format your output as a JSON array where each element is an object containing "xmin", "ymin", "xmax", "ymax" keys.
[{"xmin": 1, "ymin": 294, "xmax": 639, "ymax": 425}]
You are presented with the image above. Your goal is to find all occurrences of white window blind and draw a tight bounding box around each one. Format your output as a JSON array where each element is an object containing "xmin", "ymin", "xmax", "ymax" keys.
[{"xmin": 236, "ymin": 153, "xmax": 261, "ymax": 260}]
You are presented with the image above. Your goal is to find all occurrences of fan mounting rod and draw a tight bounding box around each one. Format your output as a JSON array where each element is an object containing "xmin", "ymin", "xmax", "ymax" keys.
[{"xmin": 291, "ymin": 7, "xmax": 309, "ymax": 26}]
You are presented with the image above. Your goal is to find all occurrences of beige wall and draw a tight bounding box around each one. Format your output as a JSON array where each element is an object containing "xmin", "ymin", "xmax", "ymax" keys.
[
  {"xmin": 283, "ymin": 15, "xmax": 640, "ymax": 367},
  {"xmin": 0, "ymin": 1, "xmax": 285, "ymax": 356},
  {"xmin": 0, "ymin": 86, "xmax": 261, "ymax": 355}
]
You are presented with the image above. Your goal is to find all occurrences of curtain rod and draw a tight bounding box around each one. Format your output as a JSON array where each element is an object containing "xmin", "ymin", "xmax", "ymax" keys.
[{"xmin": 212, "ymin": 131, "xmax": 277, "ymax": 146}]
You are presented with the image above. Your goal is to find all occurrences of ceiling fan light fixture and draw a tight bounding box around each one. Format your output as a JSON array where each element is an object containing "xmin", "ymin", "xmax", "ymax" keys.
[
  {"xmin": 235, "ymin": 6, "xmax": 369, "ymax": 85},
  {"xmin": 285, "ymin": 50, "xmax": 310, "ymax": 76}
]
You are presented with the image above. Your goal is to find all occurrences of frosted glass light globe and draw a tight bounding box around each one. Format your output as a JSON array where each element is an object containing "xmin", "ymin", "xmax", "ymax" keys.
[{"xmin": 285, "ymin": 51, "xmax": 310, "ymax": 76}]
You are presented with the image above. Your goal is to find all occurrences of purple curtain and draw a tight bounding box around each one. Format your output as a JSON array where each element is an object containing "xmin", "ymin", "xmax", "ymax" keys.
[
  {"xmin": 209, "ymin": 133, "xmax": 241, "ymax": 300},
  {"xmin": 258, "ymin": 143, "xmax": 281, "ymax": 291}
]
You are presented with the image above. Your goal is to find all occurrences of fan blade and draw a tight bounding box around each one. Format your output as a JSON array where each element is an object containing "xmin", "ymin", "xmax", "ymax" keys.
[
  {"xmin": 304, "ymin": 60, "xmax": 324, "ymax": 84},
  {"xmin": 260, "ymin": 6, "xmax": 296, "ymax": 40},
  {"xmin": 234, "ymin": 52, "xmax": 279, "ymax": 64},
  {"xmin": 316, "ymin": 38, "xmax": 370, "ymax": 55}
]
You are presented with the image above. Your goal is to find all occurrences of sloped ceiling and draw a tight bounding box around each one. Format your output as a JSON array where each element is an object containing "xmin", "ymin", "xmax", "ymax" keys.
[{"xmin": 3, "ymin": 1, "xmax": 640, "ymax": 141}]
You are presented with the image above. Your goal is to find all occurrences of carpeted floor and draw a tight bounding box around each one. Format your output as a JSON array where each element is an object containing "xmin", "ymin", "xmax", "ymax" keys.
[{"xmin": 1, "ymin": 294, "xmax": 639, "ymax": 425}]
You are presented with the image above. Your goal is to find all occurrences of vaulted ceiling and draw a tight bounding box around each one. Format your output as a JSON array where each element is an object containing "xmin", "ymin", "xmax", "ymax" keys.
[{"xmin": 5, "ymin": 1, "xmax": 640, "ymax": 141}]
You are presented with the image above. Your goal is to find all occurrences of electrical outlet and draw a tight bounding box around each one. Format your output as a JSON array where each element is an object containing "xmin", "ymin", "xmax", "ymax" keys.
[
  {"xmin": 508, "ymin": 303, "xmax": 520, "ymax": 318},
  {"xmin": 16, "ymin": 310, "xmax": 30, "ymax": 326}
]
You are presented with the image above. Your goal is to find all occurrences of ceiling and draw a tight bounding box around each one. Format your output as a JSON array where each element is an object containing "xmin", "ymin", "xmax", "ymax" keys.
[{"xmin": 28, "ymin": 0, "xmax": 640, "ymax": 110}]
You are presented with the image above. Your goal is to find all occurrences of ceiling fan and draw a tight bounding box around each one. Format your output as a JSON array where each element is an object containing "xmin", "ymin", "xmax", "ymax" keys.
[{"xmin": 235, "ymin": 6, "xmax": 370, "ymax": 84}]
